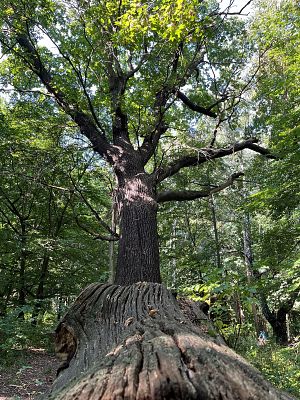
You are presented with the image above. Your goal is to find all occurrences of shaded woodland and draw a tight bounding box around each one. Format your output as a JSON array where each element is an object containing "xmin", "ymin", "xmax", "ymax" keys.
[{"xmin": 0, "ymin": 0, "xmax": 299, "ymax": 398}]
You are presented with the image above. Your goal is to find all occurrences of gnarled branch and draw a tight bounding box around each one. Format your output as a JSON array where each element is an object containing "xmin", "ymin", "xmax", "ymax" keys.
[
  {"xmin": 157, "ymin": 172, "xmax": 243, "ymax": 203},
  {"xmin": 12, "ymin": 32, "xmax": 112, "ymax": 159},
  {"xmin": 175, "ymin": 90, "xmax": 217, "ymax": 118},
  {"xmin": 156, "ymin": 138, "xmax": 276, "ymax": 183}
]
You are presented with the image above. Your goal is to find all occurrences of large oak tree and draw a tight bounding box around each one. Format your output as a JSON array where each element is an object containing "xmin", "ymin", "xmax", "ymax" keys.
[
  {"xmin": 0, "ymin": 0, "xmax": 274, "ymax": 284},
  {"xmin": 0, "ymin": 1, "xmax": 292, "ymax": 399}
]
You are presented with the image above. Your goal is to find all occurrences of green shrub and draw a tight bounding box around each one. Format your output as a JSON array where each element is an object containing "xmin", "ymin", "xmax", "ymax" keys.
[
  {"xmin": 238, "ymin": 339, "xmax": 300, "ymax": 398},
  {"xmin": 0, "ymin": 305, "xmax": 56, "ymax": 367}
]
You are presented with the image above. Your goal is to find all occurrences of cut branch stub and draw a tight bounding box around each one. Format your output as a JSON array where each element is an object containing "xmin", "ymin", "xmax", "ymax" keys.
[{"xmin": 50, "ymin": 283, "xmax": 295, "ymax": 400}]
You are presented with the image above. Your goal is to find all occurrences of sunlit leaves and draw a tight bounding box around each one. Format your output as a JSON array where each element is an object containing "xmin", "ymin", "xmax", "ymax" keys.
[{"xmin": 0, "ymin": 0, "xmax": 253, "ymax": 149}]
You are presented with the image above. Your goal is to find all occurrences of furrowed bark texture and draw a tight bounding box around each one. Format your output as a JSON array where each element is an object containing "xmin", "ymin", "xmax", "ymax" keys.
[
  {"xmin": 114, "ymin": 171, "xmax": 161, "ymax": 285},
  {"xmin": 50, "ymin": 283, "xmax": 294, "ymax": 400}
]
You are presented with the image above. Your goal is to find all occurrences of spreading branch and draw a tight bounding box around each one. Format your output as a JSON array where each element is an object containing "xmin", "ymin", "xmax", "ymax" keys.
[
  {"xmin": 12, "ymin": 32, "xmax": 113, "ymax": 159},
  {"xmin": 156, "ymin": 138, "xmax": 276, "ymax": 183},
  {"xmin": 140, "ymin": 43, "xmax": 206, "ymax": 164},
  {"xmin": 175, "ymin": 90, "xmax": 218, "ymax": 118},
  {"xmin": 36, "ymin": 25, "xmax": 105, "ymax": 134},
  {"xmin": 157, "ymin": 172, "xmax": 243, "ymax": 203},
  {"xmin": 74, "ymin": 215, "xmax": 119, "ymax": 242}
]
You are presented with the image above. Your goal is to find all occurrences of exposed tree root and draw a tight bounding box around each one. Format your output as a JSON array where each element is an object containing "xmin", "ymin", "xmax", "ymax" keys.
[{"xmin": 50, "ymin": 283, "xmax": 295, "ymax": 400}]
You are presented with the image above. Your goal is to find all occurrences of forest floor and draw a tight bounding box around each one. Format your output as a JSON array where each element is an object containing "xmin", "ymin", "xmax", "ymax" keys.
[
  {"xmin": 0, "ymin": 348, "xmax": 58, "ymax": 400},
  {"xmin": 0, "ymin": 342, "xmax": 299, "ymax": 399}
]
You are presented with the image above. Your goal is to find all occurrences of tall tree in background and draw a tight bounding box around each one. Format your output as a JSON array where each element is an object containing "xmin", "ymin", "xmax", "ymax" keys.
[{"xmin": 248, "ymin": 0, "xmax": 300, "ymax": 344}]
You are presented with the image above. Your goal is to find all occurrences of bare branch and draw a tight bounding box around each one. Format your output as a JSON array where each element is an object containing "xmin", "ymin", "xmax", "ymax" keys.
[
  {"xmin": 220, "ymin": 0, "xmax": 253, "ymax": 16},
  {"xmin": 75, "ymin": 215, "xmax": 119, "ymax": 242},
  {"xmin": 0, "ymin": 207, "xmax": 20, "ymax": 235},
  {"xmin": 126, "ymin": 51, "xmax": 149, "ymax": 79},
  {"xmin": 70, "ymin": 178, "xmax": 118, "ymax": 238},
  {"xmin": 209, "ymin": 117, "xmax": 226, "ymax": 147},
  {"xmin": 157, "ymin": 172, "xmax": 244, "ymax": 203},
  {"xmin": 0, "ymin": 87, "xmax": 54, "ymax": 98}
]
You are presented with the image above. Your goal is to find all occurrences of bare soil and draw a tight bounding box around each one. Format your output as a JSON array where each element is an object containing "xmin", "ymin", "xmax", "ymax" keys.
[{"xmin": 0, "ymin": 348, "xmax": 59, "ymax": 400}]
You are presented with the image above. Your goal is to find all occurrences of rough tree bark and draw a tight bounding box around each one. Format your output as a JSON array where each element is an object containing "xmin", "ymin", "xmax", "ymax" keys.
[
  {"xmin": 50, "ymin": 283, "xmax": 295, "ymax": 400},
  {"xmin": 114, "ymin": 168, "xmax": 161, "ymax": 285}
]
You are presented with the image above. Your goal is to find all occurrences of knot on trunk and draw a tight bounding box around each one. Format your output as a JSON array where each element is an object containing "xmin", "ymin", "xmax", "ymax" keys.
[{"xmin": 55, "ymin": 323, "xmax": 77, "ymax": 377}]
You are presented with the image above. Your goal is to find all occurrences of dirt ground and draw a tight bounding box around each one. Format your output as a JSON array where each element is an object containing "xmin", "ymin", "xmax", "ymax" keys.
[{"xmin": 0, "ymin": 348, "xmax": 59, "ymax": 400}]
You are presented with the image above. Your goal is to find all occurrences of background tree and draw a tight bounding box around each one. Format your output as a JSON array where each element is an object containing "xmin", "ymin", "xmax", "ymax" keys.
[
  {"xmin": 245, "ymin": 0, "xmax": 300, "ymax": 344},
  {"xmin": 0, "ymin": 98, "xmax": 111, "ymax": 322}
]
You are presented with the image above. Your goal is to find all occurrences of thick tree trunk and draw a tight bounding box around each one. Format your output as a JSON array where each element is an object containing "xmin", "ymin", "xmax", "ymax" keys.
[
  {"xmin": 271, "ymin": 315, "xmax": 288, "ymax": 345},
  {"xmin": 49, "ymin": 283, "xmax": 295, "ymax": 400},
  {"xmin": 259, "ymin": 293, "xmax": 289, "ymax": 345},
  {"xmin": 114, "ymin": 171, "xmax": 161, "ymax": 285}
]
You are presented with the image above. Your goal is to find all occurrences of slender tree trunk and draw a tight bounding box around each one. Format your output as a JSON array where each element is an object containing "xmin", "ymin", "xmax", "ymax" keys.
[
  {"xmin": 19, "ymin": 250, "xmax": 26, "ymax": 305},
  {"xmin": 18, "ymin": 221, "xmax": 27, "ymax": 318},
  {"xmin": 286, "ymin": 313, "xmax": 290, "ymax": 342},
  {"xmin": 31, "ymin": 252, "xmax": 50, "ymax": 325},
  {"xmin": 109, "ymin": 196, "xmax": 117, "ymax": 283},
  {"xmin": 209, "ymin": 195, "xmax": 222, "ymax": 270},
  {"xmin": 243, "ymin": 213, "xmax": 260, "ymax": 335},
  {"xmin": 0, "ymin": 280, "xmax": 13, "ymax": 316},
  {"xmin": 57, "ymin": 296, "xmax": 64, "ymax": 322},
  {"xmin": 0, "ymin": 289, "xmax": 8, "ymax": 316},
  {"xmin": 170, "ymin": 219, "xmax": 177, "ymax": 288},
  {"xmin": 114, "ymin": 171, "xmax": 161, "ymax": 285}
]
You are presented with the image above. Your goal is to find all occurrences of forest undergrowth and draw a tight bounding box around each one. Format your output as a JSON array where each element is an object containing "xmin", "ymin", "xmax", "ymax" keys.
[
  {"xmin": 237, "ymin": 338, "xmax": 300, "ymax": 398},
  {"xmin": 0, "ymin": 313, "xmax": 299, "ymax": 399}
]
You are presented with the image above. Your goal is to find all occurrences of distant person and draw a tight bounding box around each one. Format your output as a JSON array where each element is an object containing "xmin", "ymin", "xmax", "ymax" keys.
[{"xmin": 258, "ymin": 330, "xmax": 267, "ymax": 346}]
